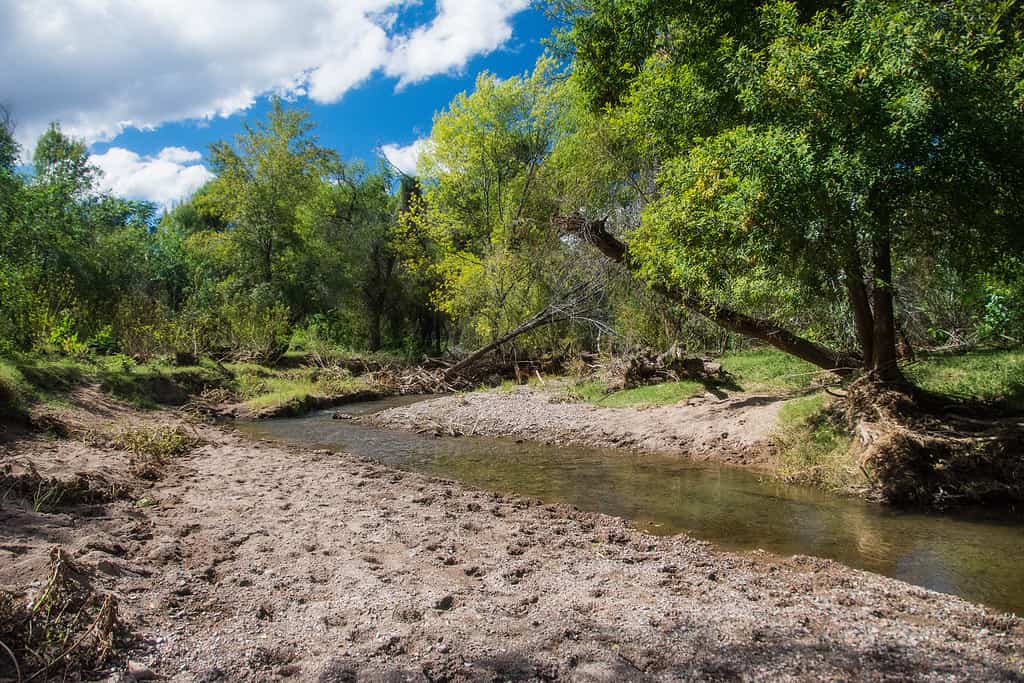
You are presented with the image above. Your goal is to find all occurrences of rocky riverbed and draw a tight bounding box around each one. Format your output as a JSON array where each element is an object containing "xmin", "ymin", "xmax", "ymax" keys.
[{"xmin": 369, "ymin": 387, "xmax": 788, "ymax": 467}]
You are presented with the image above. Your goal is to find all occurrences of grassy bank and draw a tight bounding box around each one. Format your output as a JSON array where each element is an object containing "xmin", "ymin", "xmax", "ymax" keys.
[
  {"xmin": 771, "ymin": 348, "xmax": 1024, "ymax": 496},
  {"xmin": 561, "ymin": 348, "xmax": 822, "ymax": 409},
  {"xmin": 553, "ymin": 347, "xmax": 1024, "ymax": 498},
  {"xmin": 904, "ymin": 348, "xmax": 1024, "ymax": 409},
  {"xmin": 559, "ymin": 347, "xmax": 1023, "ymax": 409},
  {"xmin": 0, "ymin": 353, "xmax": 381, "ymax": 419}
]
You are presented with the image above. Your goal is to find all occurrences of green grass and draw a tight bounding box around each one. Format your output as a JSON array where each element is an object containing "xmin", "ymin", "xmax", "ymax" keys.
[
  {"xmin": 0, "ymin": 351, "xmax": 378, "ymax": 417},
  {"xmin": 11, "ymin": 356, "xmax": 88, "ymax": 394},
  {"xmin": 773, "ymin": 392, "xmax": 861, "ymax": 492},
  {"xmin": 903, "ymin": 348, "xmax": 1024, "ymax": 409},
  {"xmin": 718, "ymin": 348, "xmax": 822, "ymax": 392},
  {"xmin": 94, "ymin": 360, "xmax": 229, "ymax": 408},
  {"xmin": 567, "ymin": 379, "xmax": 706, "ymax": 408},
  {"xmin": 240, "ymin": 367, "xmax": 369, "ymax": 413},
  {"xmin": 0, "ymin": 353, "xmax": 230, "ymax": 410},
  {"xmin": 562, "ymin": 348, "xmax": 820, "ymax": 409},
  {"xmin": 0, "ymin": 359, "xmax": 30, "ymax": 419},
  {"xmin": 242, "ymin": 376, "xmax": 323, "ymax": 410}
]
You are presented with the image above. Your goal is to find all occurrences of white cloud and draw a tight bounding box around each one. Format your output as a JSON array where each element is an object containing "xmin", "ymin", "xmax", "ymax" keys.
[
  {"xmin": 93, "ymin": 146, "xmax": 214, "ymax": 209},
  {"xmin": 0, "ymin": 1, "xmax": 531, "ymax": 149},
  {"xmin": 156, "ymin": 147, "xmax": 202, "ymax": 164},
  {"xmin": 381, "ymin": 138, "xmax": 430, "ymax": 175},
  {"xmin": 385, "ymin": 0, "xmax": 531, "ymax": 88}
]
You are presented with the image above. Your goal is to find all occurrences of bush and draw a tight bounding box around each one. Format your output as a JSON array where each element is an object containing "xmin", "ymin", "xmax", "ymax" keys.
[{"xmin": 221, "ymin": 285, "xmax": 291, "ymax": 362}]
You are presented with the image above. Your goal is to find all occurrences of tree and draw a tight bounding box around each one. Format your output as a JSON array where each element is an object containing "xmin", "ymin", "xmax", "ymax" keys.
[
  {"xmin": 201, "ymin": 98, "xmax": 339, "ymax": 297},
  {"xmin": 552, "ymin": 0, "xmax": 1024, "ymax": 381},
  {"xmin": 0, "ymin": 107, "xmax": 20, "ymax": 242},
  {"xmin": 33, "ymin": 122, "xmax": 96, "ymax": 197},
  {"xmin": 413, "ymin": 60, "xmax": 598, "ymax": 355}
]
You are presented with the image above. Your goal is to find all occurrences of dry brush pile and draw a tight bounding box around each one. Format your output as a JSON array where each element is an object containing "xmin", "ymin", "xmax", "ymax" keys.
[{"xmin": 0, "ymin": 549, "xmax": 123, "ymax": 682}]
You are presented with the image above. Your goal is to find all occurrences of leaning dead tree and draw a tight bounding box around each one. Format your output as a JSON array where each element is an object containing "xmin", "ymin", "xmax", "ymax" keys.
[
  {"xmin": 555, "ymin": 213, "xmax": 859, "ymax": 374},
  {"xmin": 443, "ymin": 277, "xmax": 609, "ymax": 379}
]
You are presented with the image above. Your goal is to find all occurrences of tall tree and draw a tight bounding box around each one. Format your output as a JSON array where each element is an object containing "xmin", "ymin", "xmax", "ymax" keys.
[
  {"xmin": 201, "ymin": 98, "xmax": 339, "ymax": 297},
  {"xmin": 414, "ymin": 60, "xmax": 591, "ymax": 352}
]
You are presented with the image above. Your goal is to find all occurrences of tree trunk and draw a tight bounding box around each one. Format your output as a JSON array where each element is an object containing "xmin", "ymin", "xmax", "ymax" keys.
[
  {"xmin": 368, "ymin": 308, "xmax": 382, "ymax": 352},
  {"xmin": 844, "ymin": 254, "xmax": 874, "ymax": 370},
  {"xmin": 560, "ymin": 215, "xmax": 857, "ymax": 373},
  {"xmin": 443, "ymin": 307, "xmax": 566, "ymax": 378},
  {"xmin": 870, "ymin": 230, "xmax": 903, "ymax": 382}
]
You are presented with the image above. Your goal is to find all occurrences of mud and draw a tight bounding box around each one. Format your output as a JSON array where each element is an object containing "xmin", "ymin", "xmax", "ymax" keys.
[{"xmin": 0, "ymin": 393, "xmax": 1021, "ymax": 682}]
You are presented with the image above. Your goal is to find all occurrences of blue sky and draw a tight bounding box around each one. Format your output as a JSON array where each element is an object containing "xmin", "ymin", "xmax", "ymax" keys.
[
  {"xmin": 90, "ymin": 8, "xmax": 552, "ymax": 169},
  {"xmin": 1, "ymin": 1, "xmax": 554, "ymax": 207}
]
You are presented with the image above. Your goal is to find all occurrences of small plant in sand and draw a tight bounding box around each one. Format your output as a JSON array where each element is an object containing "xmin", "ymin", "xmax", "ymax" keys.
[{"xmin": 111, "ymin": 424, "xmax": 198, "ymax": 480}]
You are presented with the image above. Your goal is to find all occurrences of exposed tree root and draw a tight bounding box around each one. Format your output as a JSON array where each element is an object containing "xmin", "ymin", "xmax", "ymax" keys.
[{"xmin": 848, "ymin": 377, "xmax": 1024, "ymax": 507}]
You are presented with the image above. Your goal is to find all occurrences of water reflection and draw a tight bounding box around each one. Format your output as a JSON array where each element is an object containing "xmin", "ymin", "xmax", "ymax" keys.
[{"xmin": 237, "ymin": 397, "xmax": 1024, "ymax": 615}]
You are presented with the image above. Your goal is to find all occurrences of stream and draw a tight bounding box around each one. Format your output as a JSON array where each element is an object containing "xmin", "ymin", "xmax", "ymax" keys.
[{"xmin": 237, "ymin": 395, "xmax": 1024, "ymax": 616}]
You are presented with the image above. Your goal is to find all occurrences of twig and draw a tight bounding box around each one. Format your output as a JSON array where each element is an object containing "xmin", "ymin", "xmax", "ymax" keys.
[{"xmin": 0, "ymin": 638, "xmax": 21, "ymax": 683}]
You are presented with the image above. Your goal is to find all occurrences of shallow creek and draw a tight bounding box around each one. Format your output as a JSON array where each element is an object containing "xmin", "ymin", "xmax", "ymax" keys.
[{"xmin": 237, "ymin": 396, "xmax": 1024, "ymax": 616}]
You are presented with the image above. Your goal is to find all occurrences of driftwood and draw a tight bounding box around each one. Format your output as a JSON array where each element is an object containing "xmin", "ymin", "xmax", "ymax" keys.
[
  {"xmin": 370, "ymin": 366, "xmax": 470, "ymax": 395},
  {"xmin": 443, "ymin": 279, "xmax": 607, "ymax": 379},
  {"xmin": 605, "ymin": 345, "xmax": 725, "ymax": 390}
]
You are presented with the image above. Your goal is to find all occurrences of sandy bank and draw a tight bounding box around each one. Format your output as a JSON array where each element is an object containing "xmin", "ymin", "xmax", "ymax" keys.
[{"xmin": 370, "ymin": 387, "xmax": 788, "ymax": 467}]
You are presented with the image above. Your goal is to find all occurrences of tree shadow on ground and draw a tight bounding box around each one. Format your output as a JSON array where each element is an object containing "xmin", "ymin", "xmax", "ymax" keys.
[{"xmin": 312, "ymin": 632, "xmax": 1024, "ymax": 682}]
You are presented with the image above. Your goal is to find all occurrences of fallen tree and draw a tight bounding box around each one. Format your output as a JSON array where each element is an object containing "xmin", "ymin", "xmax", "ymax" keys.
[
  {"xmin": 443, "ymin": 278, "xmax": 608, "ymax": 379},
  {"xmin": 556, "ymin": 213, "xmax": 859, "ymax": 374}
]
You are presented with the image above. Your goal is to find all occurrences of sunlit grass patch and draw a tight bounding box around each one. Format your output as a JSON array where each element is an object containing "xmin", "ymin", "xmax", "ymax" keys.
[
  {"xmin": 773, "ymin": 392, "xmax": 861, "ymax": 492},
  {"xmin": 566, "ymin": 379, "xmax": 705, "ymax": 408},
  {"xmin": 241, "ymin": 368, "xmax": 368, "ymax": 412},
  {"xmin": 0, "ymin": 359, "xmax": 29, "ymax": 419},
  {"xmin": 904, "ymin": 348, "xmax": 1024, "ymax": 409},
  {"xmin": 719, "ymin": 348, "xmax": 822, "ymax": 392},
  {"xmin": 8, "ymin": 355, "xmax": 88, "ymax": 395}
]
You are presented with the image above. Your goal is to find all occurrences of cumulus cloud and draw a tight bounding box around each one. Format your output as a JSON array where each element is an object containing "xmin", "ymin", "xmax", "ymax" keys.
[
  {"xmin": 386, "ymin": 0, "xmax": 530, "ymax": 88},
  {"xmin": 0, "ymin": 0, "xmax": 531, "ymax": 148},
  {"xmin": 381, "ymin": 138, "xmax": 430, "ymax": 175},
  {"xmin": 93, "ymin": 146, "xmax": 214, "ymax": 209}
]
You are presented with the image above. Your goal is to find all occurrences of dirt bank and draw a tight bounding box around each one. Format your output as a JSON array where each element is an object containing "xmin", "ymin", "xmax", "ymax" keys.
[
  {"xmin": 370, "ymin": 387, "xmax": 786, "ymax": 466},
  {"xmin": 1, "ymin": 394, "xmax": 1022, "ymax": 681}
]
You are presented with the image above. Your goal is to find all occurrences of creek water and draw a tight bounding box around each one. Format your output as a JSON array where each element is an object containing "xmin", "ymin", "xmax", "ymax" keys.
[{"xmin": 237, "ymin": 395, "xmax": 1024, "ymax": 616}]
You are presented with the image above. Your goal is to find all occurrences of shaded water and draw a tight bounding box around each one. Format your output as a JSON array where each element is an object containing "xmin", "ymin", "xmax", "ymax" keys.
[{"xmin": 238, "ymin": 396, "xmax": 1024, "ymax": 615}]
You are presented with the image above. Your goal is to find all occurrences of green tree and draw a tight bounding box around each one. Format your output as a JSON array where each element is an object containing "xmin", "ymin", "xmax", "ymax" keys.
[
  {"xmin": 414, "ymin": 60, "xmax": 595, "ymax": 353},
  {"xmin": 201, "ymin": 98, "xmax": 339, "ymax": 297}
]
